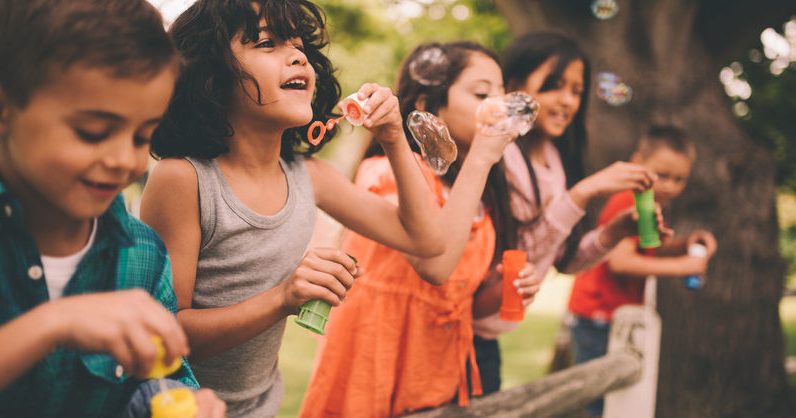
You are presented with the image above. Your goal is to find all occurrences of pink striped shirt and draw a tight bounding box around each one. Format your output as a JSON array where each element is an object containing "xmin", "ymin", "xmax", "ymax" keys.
[{"xmin": 473, "ymin": 141, "xmax": 611, "ymax": 339}]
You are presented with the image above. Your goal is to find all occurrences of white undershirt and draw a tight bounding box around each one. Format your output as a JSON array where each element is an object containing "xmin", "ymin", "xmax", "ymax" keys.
[{"xmin": 41, "ymin": 219, "xmax": 98, "ymax": 300}]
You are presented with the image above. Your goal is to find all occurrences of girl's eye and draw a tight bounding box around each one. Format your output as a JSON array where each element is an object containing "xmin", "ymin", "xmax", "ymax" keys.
[
  {"xmin": 75, "ymin": 129, "xmax": 109, "ymax": 143},
  {"xmin": 475, "ymin": 93, "xmax": 489, "ymax": 100},
  {"xmin": 255, "ymin": 38, "xmax": 275, "ymax": 49}
]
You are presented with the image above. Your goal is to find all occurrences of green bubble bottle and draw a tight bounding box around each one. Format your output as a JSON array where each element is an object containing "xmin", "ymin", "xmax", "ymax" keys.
[
  {"xmin": 634, "ymin": 190, "xmax": 661, "ymax": 249},
  {"xmin": 295, "ymin": 255, "xmax": 358, "ymax": 335}
]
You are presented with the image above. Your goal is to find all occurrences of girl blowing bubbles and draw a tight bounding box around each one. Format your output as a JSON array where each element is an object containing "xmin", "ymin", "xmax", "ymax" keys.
[
  {"xmin": 300, "ymin": 42, "xmax": 541, "ymax": 418},
  {"xmin": 140, "ymin": 1, "xmax": 444, "ymax": 417}
]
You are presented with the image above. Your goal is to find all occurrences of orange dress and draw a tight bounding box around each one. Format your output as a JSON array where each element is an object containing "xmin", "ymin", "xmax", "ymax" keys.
[{"xmin": 299, "ymin": 156, "xmax": 496, "ymax": 418}]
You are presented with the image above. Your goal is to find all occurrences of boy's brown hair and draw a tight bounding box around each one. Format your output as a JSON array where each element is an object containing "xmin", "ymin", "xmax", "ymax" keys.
[
  {"xmin": 0, "ymin": 0, "xmax": 179, "ymax": 107},
  {"xmin": 636, "ymin": 125, "xmax": 696, "ymax": 161}
]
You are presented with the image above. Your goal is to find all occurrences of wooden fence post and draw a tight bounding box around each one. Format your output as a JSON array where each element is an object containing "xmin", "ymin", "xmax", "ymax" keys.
[{"xmin": 603, "ymin": 296, "xmax": 661, "ymax": 418}]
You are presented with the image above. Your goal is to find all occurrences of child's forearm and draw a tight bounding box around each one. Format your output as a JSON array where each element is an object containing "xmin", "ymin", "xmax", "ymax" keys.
[
  {"xmin": 472, "ymin": 276, "xmax": 502, "ymax": 319},
  {"xmin": 0, "ymin": 304, "xmax": 61, "ymax": 389},
  {"xmin": 381, "ymin": 139, "xmax": 445, "ymax": 257},
  {"xmin": 404, "ymin": 153, "xmax": 494, "ymax": 285},
  {"xmin": 176, "ymin": 286, "xmax": 289, "ymax": 361},
  {"xmin": 608, "ymin": 254, "xmax": 696, "ymax": 278}
]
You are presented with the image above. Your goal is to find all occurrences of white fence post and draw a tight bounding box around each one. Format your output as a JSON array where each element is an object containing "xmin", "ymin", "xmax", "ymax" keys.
[{"xmin": 603, "ymin": 276, "xmax": 661, "ymax": 418}]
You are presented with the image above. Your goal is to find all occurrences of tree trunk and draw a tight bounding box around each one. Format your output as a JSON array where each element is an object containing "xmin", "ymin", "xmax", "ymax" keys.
[{"xmin": 493, "ymin": 1, "xmax": 795, "ymax": 416}]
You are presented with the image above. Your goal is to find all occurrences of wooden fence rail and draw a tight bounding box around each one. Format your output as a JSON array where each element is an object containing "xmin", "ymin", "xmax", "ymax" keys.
[{"xmin": 404, "ymin": 350, "xmax": 642, "ymax": 418}]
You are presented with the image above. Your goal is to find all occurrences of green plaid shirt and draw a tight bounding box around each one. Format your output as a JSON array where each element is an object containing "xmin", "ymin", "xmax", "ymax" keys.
[{"xmin": 0, "ymin": 181, "xmax": 198, "ymax": 418}]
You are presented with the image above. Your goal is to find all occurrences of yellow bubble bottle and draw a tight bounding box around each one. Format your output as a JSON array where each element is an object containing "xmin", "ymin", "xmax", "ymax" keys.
[
  {"xmin": 151, "ymin": 388, "xmax": 198, "ymax": 418},
  {"xmin": 148, "ymin": 336, "xmax": 197, "ymax": 418},
  {"xmin": 146, "ymin": 336, "xmax": 181, "ymax": 379}
]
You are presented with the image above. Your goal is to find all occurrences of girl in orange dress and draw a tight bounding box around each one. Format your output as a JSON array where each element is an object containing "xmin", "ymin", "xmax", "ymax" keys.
[{"xmin": 299, "ymin": 42, "xmax": 542, "ymax": 418}]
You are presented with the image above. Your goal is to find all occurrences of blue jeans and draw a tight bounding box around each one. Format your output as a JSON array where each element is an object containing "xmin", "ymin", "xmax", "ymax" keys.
[
  {"xmin": 570, "ymin": 314, "xmax": 610, "ymax": 417},
  {"xmin": 121, "ymin": 379, "xmax": 186, "ymax": 418}
]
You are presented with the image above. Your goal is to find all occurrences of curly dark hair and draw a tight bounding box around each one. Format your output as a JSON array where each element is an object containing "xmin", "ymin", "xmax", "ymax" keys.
[{"xmin": 151, "ymin": 0, "xmax": 341, "ymax": 162}]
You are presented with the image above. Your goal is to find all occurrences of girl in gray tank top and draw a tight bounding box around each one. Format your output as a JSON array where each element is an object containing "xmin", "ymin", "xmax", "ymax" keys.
[{"xmin": 141, "ymin": 1, "xmax": 446, "ymax": 417}]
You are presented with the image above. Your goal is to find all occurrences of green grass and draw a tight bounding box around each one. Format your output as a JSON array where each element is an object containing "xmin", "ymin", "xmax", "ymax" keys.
[{"xmin": 781, "ymin": 298, "xmax": 796, "ymax": 387}]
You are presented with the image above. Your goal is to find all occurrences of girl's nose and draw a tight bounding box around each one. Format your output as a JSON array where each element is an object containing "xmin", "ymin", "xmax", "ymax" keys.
[{"xmin": 288, "ymin": 46, "xmax": 307, "ymax": 66}]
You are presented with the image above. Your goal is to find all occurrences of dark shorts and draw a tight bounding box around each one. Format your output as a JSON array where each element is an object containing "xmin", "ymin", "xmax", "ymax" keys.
[
  {"xmin": 473, "ymin": 335, "xmax": 501, "ymax": 395},
  {"xmin": 570, "ymin": 314, "xmax": 611, "ymax": 416}
]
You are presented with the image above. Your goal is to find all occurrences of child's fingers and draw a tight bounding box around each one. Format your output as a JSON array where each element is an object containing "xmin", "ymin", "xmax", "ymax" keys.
[
  {"xmin": 298, "ymin": 267, "xmax": 349, "ymax": 303},
  {"xmin": 357, "ymin": 83, "xmax": 380, "ymax": 101},
  {"xmin": 107, "ymin": 338, "xmax": 136, "ymax": 377},
  {"xmin": 194, "ymin": 389, "xmax": 227, "ymax": 418},
  {"xmin": 309, "ymin": 248, "xmax": 358, "ymax": 275},
  {"xmin": 362, "ymin": 86, "xmax": 392, "ymax": 114},
  {"xmin": 364, "ymin": 95, "xmax": 398, "ymax": 128},
  {"xmin": 139, "ymin": 298, "xmax": 189, "ymax": 363},
  {"xmin": 125, "ymin": 325, "xmax": 158, "ymax": 378},
  {"xmin": 304, "ymin": 257, "xmax": 355, "ymax": 290}
]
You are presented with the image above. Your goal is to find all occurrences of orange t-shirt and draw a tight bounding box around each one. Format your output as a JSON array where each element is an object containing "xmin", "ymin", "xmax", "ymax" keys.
[
  {"xmin": 299, "ymin": 156, "xmax": 495, "ymax": 418},
  {"xmin": 568, "ymin": 190, "xmax": 646, "ymax": 321}
]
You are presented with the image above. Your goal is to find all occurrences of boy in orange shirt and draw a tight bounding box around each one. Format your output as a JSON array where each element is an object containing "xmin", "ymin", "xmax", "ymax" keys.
[{"xmin": 567, "ymin": 125, "xmax": 717, "ymax": 416}]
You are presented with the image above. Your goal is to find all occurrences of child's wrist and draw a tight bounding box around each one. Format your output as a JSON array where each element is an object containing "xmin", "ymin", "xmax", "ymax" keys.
[
  {"xmin": 32, "ymin": 301, "xmax": 68, "ymax": 349},
  {"xmin": 376, "ymin": 131, "xmax": 408, "ymax": 150},
  {"xmin": 569, "ymin": 182, "xmax": 591, "ymax": 209}
]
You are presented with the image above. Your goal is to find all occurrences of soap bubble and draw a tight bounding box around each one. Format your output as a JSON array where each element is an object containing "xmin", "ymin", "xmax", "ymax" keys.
[
  {"xmin": 596, "ymin": 72, "xmax": 633, "ymax": 106},
  {"xmin": 408, "ymin": 47, "xmax": 450, "ymax": 87},
  {"xmin": 476, "ymin": 92, "xmax": 540, "ymax": 137},
  {"xmin": 406, "ymin": 110, "xmax": 458, "ymax": 175},
  {"xmin": 591, "ymin": 0, "xmax": 619, "ymax": 20}
]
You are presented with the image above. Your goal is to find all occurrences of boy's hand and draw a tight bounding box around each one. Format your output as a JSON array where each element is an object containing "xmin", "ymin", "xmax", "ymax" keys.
[
  {"xmin": 687, "ymin": 230, "xmax": 717, "ymax": 257},
  {"xmin": 681, "ymin": 254, "xmax": 709, "ymax": 276},
  {"xmin": 355, "ymin": 83, "xmax": 404, "ymax": 144},
  {"xmin": 46, "ymin": 289, "xmax": 189, "ymax": 379},
  {"xmin": 195, "ymin": 388, "xmax": 227, "ymax": 418},
  {"xmin": 600, "ymin": 204, "xmax": 673, "ymax": 248},
  {"xmin": 279, "ymin": 248, "xmax": 360, "ymax": 314},
  {"xmin": 570, "ymin": 162, "xmax": 657, "ymax": 208},
  {"xmin": 496, "ymin": 262, "xmax": 541, "ymax": 307}
]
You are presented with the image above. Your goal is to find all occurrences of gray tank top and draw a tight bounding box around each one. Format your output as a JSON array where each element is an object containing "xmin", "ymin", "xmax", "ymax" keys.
[{"xmin": 186, "ymin": 157, "xmax": 316, "ymax": 418}]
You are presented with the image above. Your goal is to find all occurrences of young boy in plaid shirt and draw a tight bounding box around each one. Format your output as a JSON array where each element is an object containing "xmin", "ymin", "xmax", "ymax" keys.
[{"xmin": 0, "ymin": 1, "xmax": 224, "ymax": 416}]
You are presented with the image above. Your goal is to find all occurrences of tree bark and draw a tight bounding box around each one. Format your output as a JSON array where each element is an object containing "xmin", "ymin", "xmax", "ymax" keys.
[{"xmin": 493, "ymin": 1, "xmax": 796, "ymax": 416}]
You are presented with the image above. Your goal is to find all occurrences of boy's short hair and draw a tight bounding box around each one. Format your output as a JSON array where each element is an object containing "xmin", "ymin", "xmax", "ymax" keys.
[
  {"xmin": 0, "ymin": 0, "xmax": 179, "ymax": 107},
  {"xmin": 636, "ymin": 125, "xmax": 696, "ymax": 161}
]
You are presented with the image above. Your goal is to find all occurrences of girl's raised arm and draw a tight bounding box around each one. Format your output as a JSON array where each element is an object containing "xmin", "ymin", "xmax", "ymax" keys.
[{"xmin": 309, "ymin": 83, "xmax": 445, "ymax": 258}]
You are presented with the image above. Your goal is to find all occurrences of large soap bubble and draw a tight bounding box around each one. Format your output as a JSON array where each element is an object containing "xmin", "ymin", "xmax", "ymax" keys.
[
  {"xmin": 408, "ymin": 46, "xmax": 450, "ymax": 87},
  {"xmin": 475, "ymin": 92, "xmax": 540, "ymax": 137},
  {"xmin": 406, "ymin": 110, "xmax": 458, "ymax": 175}
]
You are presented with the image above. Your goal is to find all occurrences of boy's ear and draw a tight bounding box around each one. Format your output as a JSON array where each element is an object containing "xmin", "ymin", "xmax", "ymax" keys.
[{"xmin": 414, "ymin": 94, "xmax": 427, "ymax": 111}]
